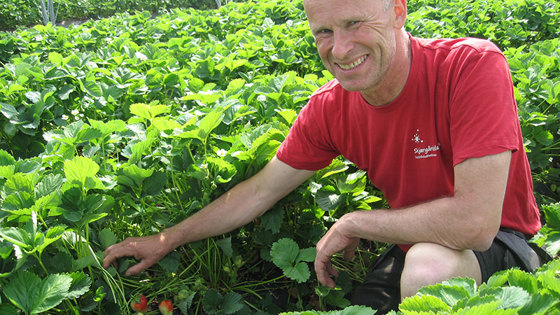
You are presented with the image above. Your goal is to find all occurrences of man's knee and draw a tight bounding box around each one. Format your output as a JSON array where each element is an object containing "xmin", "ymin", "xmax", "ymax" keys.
[{"xmin": 400, "ymin": 243, "xmax": 481, "ymax": 298}]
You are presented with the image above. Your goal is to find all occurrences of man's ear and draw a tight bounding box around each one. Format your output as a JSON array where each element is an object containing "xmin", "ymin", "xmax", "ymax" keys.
[{"xmin": 393, "ymin": 0, "xmax": 407, "ymax": 28}]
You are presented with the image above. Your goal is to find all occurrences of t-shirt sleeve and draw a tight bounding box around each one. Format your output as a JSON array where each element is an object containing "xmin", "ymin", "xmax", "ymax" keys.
[
  {"xmin": 448, "ymin": 45, "xmax": 522, "ymax": 166},
  {"xmin": 276, "ymin": 98, "xmax": 339, "ymax": 170}
]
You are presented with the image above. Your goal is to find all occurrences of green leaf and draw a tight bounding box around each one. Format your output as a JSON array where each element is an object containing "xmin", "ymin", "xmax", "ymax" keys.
[
  {"xmin": 3, "ymin": 172, "xmax": 35, "ymax": 195},
  {"xmin": 316, "ymin": 186, "xmax": 343, "ymax": 212},
  {"xmin": 399, "ymin": 294, "xmax": 450, "ymax": 313},
  {"xmin": 130, "ymin": 103, "xmax": 152, "ymax": 120},
  {"xmin": 518, "ymin": 292, "xmax": 559, "ymax": 315},
  {"xmin": 158, "ymin": 251, "xmax": 181, "ymax": 273},
  {"xmin": 98, "ymin": 228, "xmax": 118, "ymax": 249},
  {"xmin": 283, "ymin": 261, "xmax": 311, "ymax": 283},
  {"xmin": 142, "ymin": 171, "xmax": 167, "ymax": 197},
  {"xmin": 66, "ymin": 272, "xmax": 91, "ymax": 299},
  {"xmin": 216, "ymin": 237, "xmax": 233, "ymax": 258},
  {"xmin": 3, "ymin": 270, "xmax": 72, "ymax": 314},
  {"xmin": 297, "ymin": 247, "xmax": 316, "ymax": 263},
  {"xmin": 0, "ymin": 149, "xmax": 16, "ymax": 166},
  {"xmin": 454, "ymin": 301, "xmax": 516, "ymax": 315},
  {"xmin": 0, "ymin": 227, "xmax": 32, "ymax": 250},
  {"xmin": 64, "ymin": 156, "xmax": 99, "ymax": 188},
  {"xmin": 542, "ymin": 203, "xmax": 560, "ymax": 228},
  {"xmin": 339, "ymin": 305, "xmax": 377, "ymax": 315},
  {"xmin": 117, "ymin": 164, "xmax": 153, "ymax": 189},
  {"xmin": 507, "ymin": 269, "xmax": 538, "ymax": 294},
  {"xmin": 480, "ymin": 287, "xmax": 530, "ymax": 309},
  {"xmin": 203, "ymin": 289, "xmax": 224, "ymax": 314},
  {"xmin": 271, "ymin": 238, "xmax": 299, "ymax": 268},
  {"xmin": 222, "ymin": 292, "xmax": 244, "ymax": 314},
  {"xmin": 35, "ymin": 174, "xmax": 63, "ymax": 199},
  {"xmin": 419, "ymin": 283, "xmax": 471, "ymax": 308},
  {"xmin": 260, "ymin": 206, "xmax": 283, "ymax": 234}
]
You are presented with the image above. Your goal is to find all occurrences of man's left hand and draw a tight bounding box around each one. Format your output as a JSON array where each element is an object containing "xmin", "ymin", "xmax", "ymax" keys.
[{"xmin": 314, "ymin": 217, "xmax": 360, "ymax": 288}]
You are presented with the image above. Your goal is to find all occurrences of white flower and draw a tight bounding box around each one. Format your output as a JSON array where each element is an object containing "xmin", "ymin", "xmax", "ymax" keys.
[
  {"xmin": 71, "ymin": 109, "xmax": 79, "ymax": 115},
  {"xmin": 201, "ymin": 163, "xmax": 208, "ymax": 169},
  {"xmin": 61, "ymin": 115, "xmax": 68, "ymax": 120},
  {"xmin": 257, "ymin": 95, "xmax": 267, "ymax": 102},
  {"xmin": 13, "ymin": 244, "xmax": 22, "ymax": 259},
  {"xmin": 31, "ymin": 211, "xmax": 37, "ymax": 228},
  {"xmin": 217, "ymin": 149, "xmax": 227, "ymax": 157}
]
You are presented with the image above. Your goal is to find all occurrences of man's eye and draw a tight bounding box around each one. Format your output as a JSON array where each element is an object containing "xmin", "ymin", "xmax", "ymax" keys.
[{"xmin": 349, "ymin": 21, "xmax": 360, "ymax": 27}]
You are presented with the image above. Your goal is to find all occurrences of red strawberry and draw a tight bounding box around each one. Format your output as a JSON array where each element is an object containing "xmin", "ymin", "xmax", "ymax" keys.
[
  {"xmin": 131, "ymin": 294, "xmax": 148, "ymax": 313},
  {"xmin": 159, "ymin": 299, "xmax": 173, "ymax": 315}
]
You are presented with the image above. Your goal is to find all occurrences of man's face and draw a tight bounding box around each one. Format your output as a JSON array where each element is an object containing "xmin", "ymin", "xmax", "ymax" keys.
[{"xmin": 304, "ymin": 0, "xmax": 400, "ymax": 95}]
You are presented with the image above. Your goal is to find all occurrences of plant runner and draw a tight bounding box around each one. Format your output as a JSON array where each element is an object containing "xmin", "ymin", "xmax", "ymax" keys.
[{"xmin": 103, "ymin": 0, "xmax": 551, "ymax": 312}]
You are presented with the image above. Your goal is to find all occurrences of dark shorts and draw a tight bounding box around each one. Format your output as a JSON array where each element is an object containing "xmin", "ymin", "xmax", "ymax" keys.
[{"xmin": 351, "ymin": 229, "xmax": 551, "ymax": 314}]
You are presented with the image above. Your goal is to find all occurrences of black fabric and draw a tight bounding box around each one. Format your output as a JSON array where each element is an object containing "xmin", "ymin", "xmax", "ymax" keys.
[
  {"xmin": 351, "ymin": 229, "xmax": 551, "ymax": 314},
  {"xmin": 474, "ymin": 228, "xmax": 552, "ymax": 281},
  {"xmin": 351, "ymin": 245, "xmax": 405, "ymax": 314}
]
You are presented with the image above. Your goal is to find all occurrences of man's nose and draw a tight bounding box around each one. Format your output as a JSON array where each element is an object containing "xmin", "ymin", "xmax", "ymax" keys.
[{"xmin": 331, "ymin": 31, "xmax": 353, "ymax": 60}]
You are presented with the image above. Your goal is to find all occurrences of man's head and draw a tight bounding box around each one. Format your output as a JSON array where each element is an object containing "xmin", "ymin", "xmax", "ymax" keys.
[{"xmin": 303, "ymin": 0, "xmax": 410, "ymax": 105}]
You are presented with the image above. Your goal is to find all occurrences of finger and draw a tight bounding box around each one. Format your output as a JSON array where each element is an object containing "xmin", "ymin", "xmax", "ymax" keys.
[
  {"xmin": 103, "ymin": 240, "xmax": 136, "ymax": 268},
  {"xmin": 125, "ymin": 259, "xmax": 154, "ymax": 276},
  {"xmin": 315, "ymin": 258, "xmax": 336, "ymax": 288},
  {"xmin": 343, "ymin": 239, "xmax": 359, "ymax": 261}
]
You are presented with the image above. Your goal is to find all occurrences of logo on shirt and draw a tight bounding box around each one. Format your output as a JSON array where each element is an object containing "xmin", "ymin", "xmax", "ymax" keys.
[{"xmin": 411, "ymin": 129, "xmax": 440, "ymax": 160}]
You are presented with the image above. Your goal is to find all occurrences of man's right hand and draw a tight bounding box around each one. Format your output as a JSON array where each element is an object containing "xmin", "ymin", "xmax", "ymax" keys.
[{"xmin": 103, "ymin": 232, "xmax": 173, "ymax": 276}]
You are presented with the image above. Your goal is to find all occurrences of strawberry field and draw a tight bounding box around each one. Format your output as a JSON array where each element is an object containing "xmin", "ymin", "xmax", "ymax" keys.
[{"xmin": 0, "ymin": 0, "xmax": 559, "ymax": 314}]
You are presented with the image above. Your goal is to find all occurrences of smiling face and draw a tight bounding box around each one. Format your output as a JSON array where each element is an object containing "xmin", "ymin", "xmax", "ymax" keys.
[{"xmin": 304, "ymin": 0, "xmax": 410, "ymax": 105}]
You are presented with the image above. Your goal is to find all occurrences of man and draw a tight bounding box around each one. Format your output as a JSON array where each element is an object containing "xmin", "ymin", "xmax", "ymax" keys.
[{"xmin": 104, "ymin": 0, "xmax": 547, "ymax": 312}]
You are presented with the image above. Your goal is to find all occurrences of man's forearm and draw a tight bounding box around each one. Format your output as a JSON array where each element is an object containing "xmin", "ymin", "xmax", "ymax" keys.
[
  {"xmin": 161, "ymin": 178, "xmax": 276, "ymax": 251},
  {"xmin": 339, "ymin": 151, "xmax": 512, "ymax": 252},
  {"xmin": 341, "ymin": 194, "xmax": 499, "ymax": 251}
]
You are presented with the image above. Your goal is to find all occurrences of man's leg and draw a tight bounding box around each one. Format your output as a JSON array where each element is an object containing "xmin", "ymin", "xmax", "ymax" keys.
[
  {"xmin": 351, "ymin": 245, "xmax": 406, "ymax": 313},
  {"xmin": 400, "ymin": 242, "xmax": 482, "ymax": 299}
]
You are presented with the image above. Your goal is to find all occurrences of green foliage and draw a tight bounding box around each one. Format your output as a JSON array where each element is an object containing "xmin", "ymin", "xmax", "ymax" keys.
[
  {"xmin": 393, "ymin": 261, "xmax": 560, "ymax": 314},
  {"xmin": 271, "ymin": 238, "xmax": 316, "ymax": 283},
  {"xmin": 0, "ymin": 0, "xmax": 558, "ymax": 314}
]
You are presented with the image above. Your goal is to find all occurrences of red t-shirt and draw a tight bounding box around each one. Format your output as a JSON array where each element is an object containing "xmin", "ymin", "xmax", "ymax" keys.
[{"xmin": 276, "ymin": 36, "xmax": 541, "ymax": 238}]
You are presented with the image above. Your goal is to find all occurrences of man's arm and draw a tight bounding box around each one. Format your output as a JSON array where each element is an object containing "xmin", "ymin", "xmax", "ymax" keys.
[
  {"xmin": 103, "ymin": 156, "xmax": 315, "ymax": 275},
  {"xmin": 315, "ymin": 150, "xmax": 511, "ymax": 287}
]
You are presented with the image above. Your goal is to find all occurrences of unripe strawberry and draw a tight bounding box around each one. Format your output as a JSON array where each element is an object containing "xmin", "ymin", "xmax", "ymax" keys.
[{"xmin": 159, "ymin": 299, "xmax": 173, "ymax": 315}]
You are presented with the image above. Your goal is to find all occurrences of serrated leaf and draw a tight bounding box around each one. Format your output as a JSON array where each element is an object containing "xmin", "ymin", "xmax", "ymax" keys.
[
  {"xmin": 454, "ymin": 301, "xmax": 515, "ymax": 315},
  {"xmin": 158, "ymin": 251, "xmax": 181, "ymax": 273},
  {"xmin": 67, "ymin": 272, "xmax": 91, "ymax": 299},
  {"xmin": 222, "ymin": 292, "xmax": 244, "ymax": 314},
  {"xmin": 419, "ymin": 283, "xmax": 470, "ymax": 308},
  {"xmin": 508, "ymin": 269, "xmax": 538, "ymax": 294},
  {"xmin": 3, "ymin": 270, "xmax": 72, "ymax": 314},
  {"xmin": 340, "ymin": 305, "xmax": 377, "ymax": 315},
  {"xmin": 202, "ymin": 289, "xmax": 223, "ymax": 314},
  {"xmin": 271, "ymin": 238, "xmax": 299, "ymax": 268},
  {"xmin": 35, "ymin": 174, "xmax": 63, "ymax": 199},
  {"xmin": 399, "ymin": 294, "xmax": 450, "ymax": 313},
  {"xmin": 453, "ymin": 295, "xmax": 498, "ymax": 312},
  {"xmin": 142, "ymin": 171, "xmax": 167, "ymax": 197},
  {"xmin": 283, "ymin": 261, "xmax": 311, "ymax": 283},
  {"xmin": 216, "ymin": 237, "xmax": 233, "ymax": 258},
  {"xmin": 0, "ymin": 227, "xmax": 32, "ymax": 250},
  {"xmin": 98, "ymin": 228, "xmax": 117, "ymax": 249},
  {"xmin": 480, "ymin": 287, "xmax": 530, "ymax": 309},
  {"xmin": 64, "ymin": 156, "xmax": 99, "ymax": 187},
  {"xmin": 0, "ymin": 149, "xmax": 16, "ymax": 166},
  {"xmin": 260, "ymin": 206, "xmax": 283, "ymax": 234},
  {"xmin": 297, "ymin": 247, "xmax": 316, "ymax": 263},
  {"xmin": 518, "ymin": 292, "xmax": 559, "ymax": 315}
]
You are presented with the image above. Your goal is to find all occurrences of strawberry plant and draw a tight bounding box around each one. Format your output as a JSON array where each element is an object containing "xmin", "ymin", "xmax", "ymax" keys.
[{"xmin": 0, "ymin": 0, "xmax": 559, "ymax": 314}]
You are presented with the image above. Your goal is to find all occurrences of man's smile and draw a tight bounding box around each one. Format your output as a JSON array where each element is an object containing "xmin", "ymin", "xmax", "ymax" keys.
[{"xmin": 336, "ymin": 55, "xmax": 369, "ymax": 70}]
